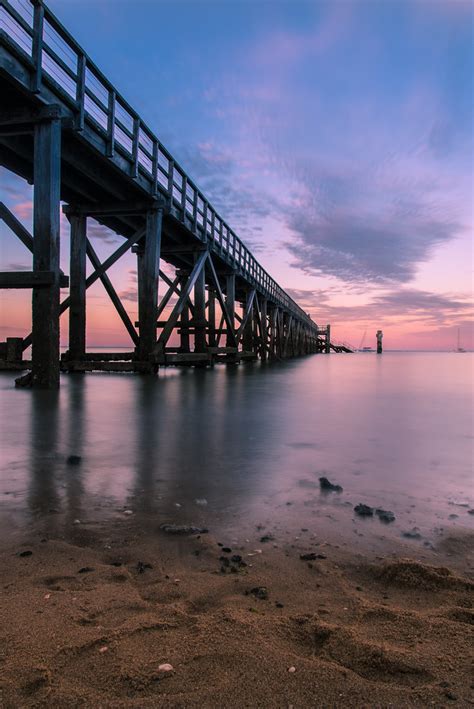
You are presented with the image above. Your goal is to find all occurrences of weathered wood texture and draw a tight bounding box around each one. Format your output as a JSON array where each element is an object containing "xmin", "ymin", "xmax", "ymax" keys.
[{"xmin": 31, "ymin": 115, "xmax": 61, "ymax": 388}]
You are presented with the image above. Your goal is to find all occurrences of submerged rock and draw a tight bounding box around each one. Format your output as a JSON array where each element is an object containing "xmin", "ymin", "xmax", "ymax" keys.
[
  {"xmin": 300, "ymin": 552, "xmax": 326, "ymax": 561},
  {"xmin": 319, "ymin": 477, "xmax": 343, "ymax": 493},
  {"xmin": 136, "ymin": 561, "xmax": 153, "ymax": 574},
  {"xmin": 246, "ymin": 586, "xmax": 268, "ymax": 600},
  {"xmin": 159, "ymin": 524, "xmax": 208, "ymax": 535},
  {"xmin": 354, "ymin": 503, "xmax": 374, "ymax": 517},
  {"xmin": 375, "ymin": 508, "xmax": 396, "ymax": 523},
  {"xmin": 402, "ymin": 528, "xmax": 422, "ymax": 540}
]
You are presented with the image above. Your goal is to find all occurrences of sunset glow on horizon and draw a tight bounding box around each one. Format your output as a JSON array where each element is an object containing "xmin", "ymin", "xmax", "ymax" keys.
[{"xmin": 1, "ymin": 0, "xmax": 472, "ymax": 351}]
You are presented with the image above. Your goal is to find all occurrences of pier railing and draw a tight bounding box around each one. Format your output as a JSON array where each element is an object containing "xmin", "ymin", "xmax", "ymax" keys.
[{"xmin": 1, "ymin": 0, "xmax": 316, "ymax": 332}]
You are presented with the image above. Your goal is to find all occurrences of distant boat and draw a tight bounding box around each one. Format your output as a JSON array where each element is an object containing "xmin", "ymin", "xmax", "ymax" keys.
[{"xmin": 454, "ymin": 328, "xmax": 466, "ymax": 353}]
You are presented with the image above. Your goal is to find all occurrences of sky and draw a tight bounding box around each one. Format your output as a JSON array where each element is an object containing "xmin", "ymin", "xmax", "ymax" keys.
[{"xmin": 1, "ymin": 0, "xmax": 473, "ymax": 350}]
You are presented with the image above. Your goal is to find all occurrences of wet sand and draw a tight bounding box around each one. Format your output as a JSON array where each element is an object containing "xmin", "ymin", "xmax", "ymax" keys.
[{"xmin": 1, "ymin": 515, "xmax": 473, "ymax": 708}]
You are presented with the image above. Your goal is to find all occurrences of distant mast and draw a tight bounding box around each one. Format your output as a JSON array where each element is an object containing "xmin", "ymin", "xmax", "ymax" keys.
[{"xmin": 376, "ymin": 330, "xmax": 383, "ymax": 354}]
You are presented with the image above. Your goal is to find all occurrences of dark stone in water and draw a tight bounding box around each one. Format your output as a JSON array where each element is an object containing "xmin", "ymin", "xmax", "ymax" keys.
[
  {"xmin": 300, "ymin": 552, "xmax": 327, "ymax": 561},
  {"xmin": 221, "ymin": 547, "xmax": 232, "ymax": 553},
  {"xmin": 160, "ymin": 524, "xmax": 208, "ymax": 535},
  {"xmin": 468, "ymin": 509, "xmax": 474, "ymax": 516},
  {"xmin": 67, "ymin": 455, "xmax": 82, "ymax": 465},
  {"xmin": 18, "ymin": 550, "xmax": 32, "ymax": 557},
  {"xmin": 319, "ymin": 477, "xmax": 343, "ymax": 493},
  {"xmin": 136, "ymin": 561, "xmax": 152, "ymax": 574},
  {"xmin": 260, "ymin": 535, "xmax": 274, "ymax": 543},
  {"xmin": 402, "ymin": 528, "xmax": 422, "ymax": 540},
  {"xmin": 247, "ymin": 586, "xmax": 268, "ymax": 600},
  {"xmin": 354, "ymin": 504, "xmax": 374, "ymax": 517},
  {"xmin": 375, "ymin": 508, "xmax": 395, "ymax": 523}
]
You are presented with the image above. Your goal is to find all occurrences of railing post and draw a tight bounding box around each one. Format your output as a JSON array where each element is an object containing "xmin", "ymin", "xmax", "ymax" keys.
[
  {"xmin": 75, "ymin": 54, "xmax": 86, "ymax": 131},
  {"xmin": 106, "ymin": 90, "xmax": 116, "ymax": 157},
  {"xmin": 32, "ymin": 111, "xmax": 61, "ymax": 387},
  {"xmin": 31, "ymin": 0, "xmax": 44, "ymax": 93}
]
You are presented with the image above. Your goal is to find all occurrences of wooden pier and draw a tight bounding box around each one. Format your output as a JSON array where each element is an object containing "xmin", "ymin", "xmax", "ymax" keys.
[{"xmin": 0, "ymin": 0, "xmax": 345, "ymax": 388}]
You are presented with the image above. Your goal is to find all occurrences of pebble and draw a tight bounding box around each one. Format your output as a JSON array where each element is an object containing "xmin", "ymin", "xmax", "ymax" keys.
[
  {"xmin": 99, "ymin": 646, "xmax": 108, "ymax": 653},
  {"xmin": 288, "ymin": 666, "xmax": 296, "ymax": 673},
  {"xmin": 73, "ymin": 519, "xmax": 81, "ymax": 525},
  {"xmin": 18, "ymin": 550, "xmax": 33, "ymax": 557},
  {"xmin": 158, "ymin": 663, "xmax": 174, "ymax": 672},
  {"xmin": 195, "ymin": 498, "xmax": 208, "ymax": 506},
  {"xmin": 44, "ymin": 594, "xmax": 51, "ymax": 600},
  {"xmin": 123, "ymin": 509, "xmax": 133, "ymax": 515}
]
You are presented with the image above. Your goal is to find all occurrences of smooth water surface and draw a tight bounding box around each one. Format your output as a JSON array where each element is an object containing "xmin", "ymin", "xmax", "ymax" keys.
[{"xmin": 1, "ymin": 353, "xmax": 473, "ymax": 552}]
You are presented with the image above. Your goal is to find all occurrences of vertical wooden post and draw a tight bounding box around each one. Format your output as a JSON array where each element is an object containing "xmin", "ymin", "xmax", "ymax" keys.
[
  {"xmin": 225, "ymin": 273, "xmax": 235, "ymax": 348},
  {"xmin": 194, "ymin": 255, "xmax": 206, "ymax": 353},
  {"xmin": 243, "ymin": 290, "xmax": 254, "ymax": 352},
  {"xmin": 31, "ymin": 0, "xmax": 44, "ymax": 93},
  {"xmin": 137, "ymin": 206, "xmax": 162, "ymax": 362},
  {"xmin": 208, "ymin": 288, "xmax": 216, "ymax": 348},
  {"xmin": 376, "ymin": 329, "xmax": 383, "ymax": 354},
  {"xmin": 179, "ymin": 274, "xmax": 190, "ymax": 353},
  {"xmin": 260, "ymin": 298, "xmax": 268, "ymax": 361},
  {"xmin": 325, "ymin": 324, "xmax": 331, "ymax": 354},
  {"xmin": 31, "ymin": 114, "xmax": 61, "ymax": 388},
  {"xmin": 68, "ymin": 212, "xmax": 87, "ymax": 359}
]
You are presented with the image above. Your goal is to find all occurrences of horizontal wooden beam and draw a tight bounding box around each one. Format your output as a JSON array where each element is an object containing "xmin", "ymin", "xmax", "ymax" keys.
[
  {"xmin": 0, "ymin": 104, "xmax": 62, "ymax": 127},
  {"xmin": 63, "ymin": 200, "xmax": 164, "ymax": 217},
  {"xmin": 0, "ymin": 271, "xmax": 69, "ymax": 288}
]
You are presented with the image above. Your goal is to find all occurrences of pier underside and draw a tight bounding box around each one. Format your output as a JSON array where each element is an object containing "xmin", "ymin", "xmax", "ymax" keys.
[{"xmin": 0, "ymin": 1, "xmax": 343, "ymax": 387}]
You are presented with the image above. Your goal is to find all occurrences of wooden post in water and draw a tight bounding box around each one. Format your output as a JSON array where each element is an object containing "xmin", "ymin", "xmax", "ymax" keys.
[
  {"xmin": 260, "ymin": 298, "xmax": 268, "ymax": 361},
  {"xmin": 194, "ymin": 255, "xmax": 207, "ymax": 353},
  {"xmin": 32, "ymin": 111, "xmax": 61, "ymax": 388},
  {"xmin": 225, "ymin": 274, "xmax": 235, "ymax": 349},
  {"xmin": 179, "ymin": 274, "xmax": 190, "ymax": 353},
  {"xmin": 208, "ymin": 288, "xmax": 216, "ymax": 348},
  {"xmin": 243, "ymin": 290, "xmax": 254, "ymax": 353},
  {"xmin": 377, "ymin": 329, "xmax": 383, "ymax": 354},
  {"xmin": 68, "ymin": 212, "xmax": 87, "ymax": 360},
  {"xmin": 137, "ymin": 205, "xmax": 163, "ymax": 364},
  {"xmin": 325, "ymin": 324, "xmax": 331, "ymax": 354}
]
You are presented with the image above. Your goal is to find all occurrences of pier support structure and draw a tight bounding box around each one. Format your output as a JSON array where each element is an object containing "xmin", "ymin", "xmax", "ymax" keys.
[{"xmin": 0, "ymin": 0, "xmax": 339, "ymax": 385}]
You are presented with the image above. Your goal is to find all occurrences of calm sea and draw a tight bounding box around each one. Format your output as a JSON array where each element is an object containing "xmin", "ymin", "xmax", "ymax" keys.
[{"xmin": 1, "ymin": 353, "xmax": 473, "ymax": 553}]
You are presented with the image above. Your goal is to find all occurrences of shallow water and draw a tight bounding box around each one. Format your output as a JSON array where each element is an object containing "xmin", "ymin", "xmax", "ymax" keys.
[{"xmin": 1, "ymin": 353, "xmax": 473, "ymax": 553}]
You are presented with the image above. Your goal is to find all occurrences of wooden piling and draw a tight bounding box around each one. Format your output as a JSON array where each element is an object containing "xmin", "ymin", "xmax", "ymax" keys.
[
  {"xmin": 194, "ymin": 255, "xmax": 207, "ymax": 353},
  {"xmin": 31, "ymin": 113, "xmax": 61, "ymax": 388},
  {"xmin": 68, "ymin": 212, "xmax": 87, "ymax": 359},
  {"xmin": 137, "ymin": 206, "xmax": 163, "ymax": 362}
]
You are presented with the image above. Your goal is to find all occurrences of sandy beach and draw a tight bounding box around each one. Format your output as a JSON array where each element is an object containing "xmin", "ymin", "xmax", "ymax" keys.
[{"xmin": 1, "ymin": 513, "xmax": 473, "ymax": 708}]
